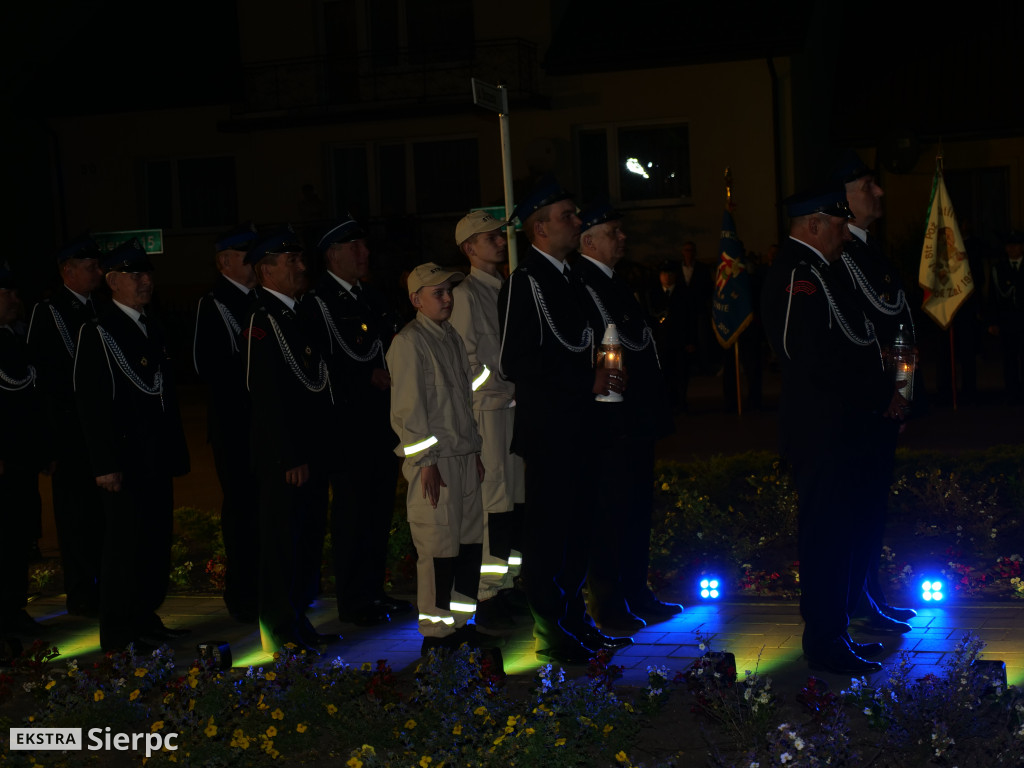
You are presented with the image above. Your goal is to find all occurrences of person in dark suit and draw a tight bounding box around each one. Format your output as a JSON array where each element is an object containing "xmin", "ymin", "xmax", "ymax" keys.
[
  {"xmin": 572, "ymin": 204, "xmax": 679, "ymax": 635},
  {"xmin": 498, "ymin": 177, "xmax": 631, "ymax": 664},
  {"xmin": 679, "ymin": 241, "xmax": 715, "ymax": 373},
  {"xmin": 830, "ymin": 150, "xmax": 916, "ymax": 635},
  {"xmin": 192, "ymin": 222, "xmax": 261, "ymax": 623},
  {"xmin": 244, "ymin": 227, "xmax": 336, "ymax": 654},
  {"xmin": 0, "ymin": 265, "xmax": 52, "ymax": 639},
  {"xmin": 298, "ymin": 214, "xmax": 410, "ymax": 627},
  {"xmin": 645, "ymin": 260, "xmax": 692, "ymax": 408},
  {"xmin": 73, "ymin": 239, "xmax": 191, "ymax": 652},
  {"xmin": 26, "ymin": 236, "xmax": 107, "ymax": 617},
  {"xmin": 761, "ymin": 187, "xmax": 900, "ymax": 676},
  {"xmin": 988, "ymin": 230, "xmax": 1024, "ymax": 403}
]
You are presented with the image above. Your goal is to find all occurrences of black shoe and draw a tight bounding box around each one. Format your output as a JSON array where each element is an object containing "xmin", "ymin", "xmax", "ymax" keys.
[
  {"xmin": 535, "ymin": 643, "xmax": 594, "ymax": 665},
  {"xmin": 420, "ymin": 632, "xmax": 471, "ymax": 656},
  {"xmin": 846, "ymin": 635, "xmax": 884, "ymax": 659},
  {"xmin": 337, "ymin": 603, "xmax": 391, "ymax": 626},
  {"xmin": 806, "ymin": 638, "xmax": 882, "ymax": 675},
  {"xmin": 573, "ymin": 624, "xmax": 633, "ymax": 653},
  {"xmin": 628, "ymin": 595, "xmax": 683, "ymax": 619},
  {"xmin": 474, "ymin": 597, "xmax": 517, "ymax": 633},
  {"xmin": 855, "ymin": 613, "xmax": 913, "ymax": 635},
  {"xmin": 878, "ymin": 604, "xmax": 917, "ymax": 622},
  {"xmin": 593, "ymin": 610, "xmax": 646, "ymax": 635}
]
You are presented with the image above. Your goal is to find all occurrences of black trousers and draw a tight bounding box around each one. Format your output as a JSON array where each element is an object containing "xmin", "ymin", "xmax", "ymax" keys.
[
  {"xmin": 98, "ymin": 471, "xmax": 173, "ymax": 649},
  {"xmin": 521, "ymin": 445, "xmax": 599, "ymax": 648},
  {"xmin": 257, "ymin": 464, "xmax": 328, "ymax": 645},
  {"xmin": 330, "ymin": 451, "xmax": 400, "ymax": 610},
  {"xmin": 211, "ymin": 431, "xmax": 260, "ymax": 617},
  {"xmin": 51, "ymin": 454, "xmax": 105, "ymax": 612},
  {"xmin": 0, "ymin": 463, "xmax": 39, "ymax": 622}
]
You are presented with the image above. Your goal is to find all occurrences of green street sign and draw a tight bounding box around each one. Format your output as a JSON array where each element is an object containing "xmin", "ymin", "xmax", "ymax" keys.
[{"xmin": 93, "ymin": 229, "xmax": 164, "ymax": 254}]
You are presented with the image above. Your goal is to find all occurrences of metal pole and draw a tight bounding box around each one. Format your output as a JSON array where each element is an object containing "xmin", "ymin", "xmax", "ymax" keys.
[
  {"xmin": 498, "ymin": 85, "xmax": 517, "ymax": 272},
  {"xmin": 734, "ymin": 341, "xmax": 743, "ymax": 416}
]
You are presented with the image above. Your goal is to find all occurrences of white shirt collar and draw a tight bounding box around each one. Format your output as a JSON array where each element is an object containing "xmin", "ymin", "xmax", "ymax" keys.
[
  {"xmin": 468, "ymin": 266, "xmax": 503, "ymax": 289},
  {"xmin": 223, "ymin": 275, "xmax": 252, "ymax": 294},
  {"xmin": 265, "ymin": 288, "xmax": 296, "ymax": 311},
  {"xmin": 113, "ymin": 300, "xmax": 147, "ymax": 334},
  {"xmin": 847, "ymin": 224, "xmax": 869, "ymax": 244},
  {"xmin": 327, "ymin": 271, "xmax": 359, "ymax": 295},
  {"xmin": 534, "ymin": 246, "xmax": 568, "ymax": 274},
  {"xmin": 64, "ymin": 285, "xmax": 90, "ymax": 304},
  {"xmin": 580, "ymin": 254, "xmax": 614, "ymax": 279}
]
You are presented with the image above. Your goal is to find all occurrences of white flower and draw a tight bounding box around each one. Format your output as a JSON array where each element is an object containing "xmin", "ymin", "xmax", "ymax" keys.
[
  {"xmin": 780, "ymin": 752, "xmax": 793, "ymax": 764},
  {"xmin": 744, "ymin": 688, "xmax": 752, "ymax": 700},
  {"xmin": 698, "ymin": 643, "xmax": 706, "ymax": 651},
  {"xmin": 793, "ymin": 737, "xmax": 805, "ymax": 750},
  {"xmin": 777, "ymin": 723, "xmax": 790, "ymax": 732},
  {"xmin": 864, "ymin": 707, "xmax": 872, "ymax": 715}
]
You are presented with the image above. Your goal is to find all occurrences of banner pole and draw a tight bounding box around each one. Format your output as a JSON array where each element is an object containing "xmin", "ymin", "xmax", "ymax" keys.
[
  {"xmin": 734, "ymin": 341, "xmax": 742, "ymax": 416},
  {"xmin": 949, "ymin": 327, "xmax": 958, "ymax": 411}
]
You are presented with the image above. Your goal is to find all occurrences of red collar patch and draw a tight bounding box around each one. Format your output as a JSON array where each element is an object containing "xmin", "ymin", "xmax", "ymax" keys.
[
  {"xmin": 243, "ymin": 326, "xmax": 266, "ymax": 340},
  {"xmin": 786, "ymin": 280, "xmax": 817, "ymax": 295}
]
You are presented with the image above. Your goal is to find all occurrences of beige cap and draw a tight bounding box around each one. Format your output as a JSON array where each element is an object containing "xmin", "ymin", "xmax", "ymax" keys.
[
  {"xmin": 407, "ymin": 262, "xmax": 466, "ymax": 294},
  {"xmin": 455, "ymin": 210, "xmax": 509, "ymax": 246}
]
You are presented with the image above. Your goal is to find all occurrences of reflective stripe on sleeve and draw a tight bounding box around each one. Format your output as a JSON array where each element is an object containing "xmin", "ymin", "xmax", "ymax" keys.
[
  {"xmin": 403, "ymin": 435, "xmax": 439, "ymax": 456},
  {"xmin": 471, "ymin": 365, "xmax": 491, "ymax": 391}
]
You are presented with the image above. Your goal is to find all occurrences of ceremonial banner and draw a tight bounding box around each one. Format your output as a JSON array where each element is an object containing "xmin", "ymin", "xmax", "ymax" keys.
[
  {"xmin": 712, "ymin": 208, "xmax": 752, "ymax": 348},
  {"xmin": 919, "ymin": 167, "xmax": 974, "ymax": 329}
]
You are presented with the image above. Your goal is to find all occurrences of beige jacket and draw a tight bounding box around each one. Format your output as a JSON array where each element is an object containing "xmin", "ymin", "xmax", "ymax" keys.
[
  {"xmin": 387, "ymin": 312, "xmax": 482, "ymax": 467},
  {"xmin": 450, "ymin": 267, "xmax": 516, "ymax": 411}
]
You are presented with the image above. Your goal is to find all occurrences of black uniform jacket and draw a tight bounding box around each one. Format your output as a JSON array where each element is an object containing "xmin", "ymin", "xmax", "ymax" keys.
[
  {"xmin": 27, "ymin": 287, "xmax": 106, "ymax": 444},
  {"xmin": 0, "ymin": 326, "xmax": 49, "ymax": 471},
  {"xmin": 834, "ymin": 234, "xmax": 915, "ymax": 346},
  {"xmin": 193, "ymin": 275, "xmax": 256, "ymax": 443},
  {"xmin": 760, "ymin": 238, "xmax": 890, "ymax": 464},
  {"xmin": 498, "ymin": 246, "xmax": 597, "ymax": 458},
  {"xmin": 573, "ymin": 255, "xmax": 674, "ymax": 442},
  {"xmin": 297, "ymin": 273, "xmax": 398, "ymax": 453},
  {"xmin": 73, "ymin": 305, "xmax": 189, "ymax": 479},
  {"xmin": 245, "ymin": 291, "xmax": 333, "ymax": 472}
]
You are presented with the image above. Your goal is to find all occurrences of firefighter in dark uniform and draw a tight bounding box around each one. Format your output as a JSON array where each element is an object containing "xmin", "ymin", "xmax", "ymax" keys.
[
  {"xmin": 73, "ymin": 239, "xmax": 191, "ymax": 652},
  {"xmin": 1, "ymin": 265, "xmax": 52, "ymax": 639},
  {"xmin": 497, "ymin": 177, "xmax": 631, "ymax": 664},
  {"xmin": 298, "ymin": 215, "xmax": 410, "ymax": 627},
  {"xmin": 761, "ymin": 187, "xmax": 902, "ymax": 676},
  {"xmin": 572, "ymin": 204, "xmax": 679, "ymax": 635},
  {"xmin": 192, "ymin": 222, "xmax": 261, "ymax": 623},
  {"xmin": 26, "ymin": 236, "xmax": 107, "ymax": 617},
  {"xmin": 830, "ymin": 150, "xmax": 916, "ymax": 634},
  {"xmin": 244, "ymin": 227, "xmax": 336, "ymax": 654},
  {"xmin": 989, "ymin": 230, "xmax": 1024, "ymax": 403}
]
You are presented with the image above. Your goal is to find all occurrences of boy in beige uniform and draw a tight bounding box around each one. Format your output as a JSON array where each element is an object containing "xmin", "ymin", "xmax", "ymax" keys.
[
  {"xmin": 387, "ymin": 263, "xmax": 486, "ymax": 654},
  {"xmin": 449, "ymin": 211, "xmax": 526, "ymax": 632}
]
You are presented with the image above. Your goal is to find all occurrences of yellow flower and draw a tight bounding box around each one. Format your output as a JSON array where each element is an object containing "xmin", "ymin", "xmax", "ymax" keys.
[
  {"xmin": 205, "ymin": 724, "xmax": 218, "ymax": 738},
  {"xmin": 419, "ymin": 758, "xmax": 432, "ymax": 767},
  {"xmin": 129, "ymin": 689, "xmax": 140, "ymax": 701},
  {"xmin": 603, "ymin": 724, "xmax": 614, "ymax": 734},
  {"xmin": 151, "ymin": 721, "xmax": 164, "ymax": 732},
  {"xmin": 404, "ymin": 719, "xmax": 417, "ymax": 729},
  {"xmin": 452, "ymin": 724, "xmax": 462, "ymax": 735},
  {"xmin": 45, "ymin": 680, "xmax": 56, "ymax": 691},
  {"xmin": 296, "ymin": 723, "xmax": 308, "ymax": 734},
  {"xmin": 474, "ymin": 706, "xmax": 488, "ymax": 716},
  {"xmin": 188, "ymin": 699, "xmax": 195, "ymax": 712},
  {"xmin": 506, "ymin": 715, "xmax": 518, "ymax": 726},
  {"xmin": 346, "ymin": 759, "xmax": 363, "ymax": 768},
  {"xmin": 361, "ymin": 662, "xmax": 372, "ymax": 671},
  {"xmin": 615, "ymin": 751, "xmax": 630, "ymax": 764},
  {"xmin": 525, "ymin": 728, "xmax": 535, "ymax": 736},
  {"xmin": 135, "ymin": 667, "xmax": 148, "ymax": 677},
  {"xmin": 493, "ymin": 734, "xmax": 506, "ymax": 746},
  {"xmin": 265, "ymin": 726, "xmax": 277, "ymax": 738},
  {"xmin": 265, "ymin": 671, "xmax": 276, "ymax": 681},
  {"xmin": 661, "ymin": 482, "xmax": 670, "ymax": 491},
  {"xmin": 271, "ymin": 708, "xmax": 284, "ymax": 720},
  {"xmin": 326, "ymin": 704, "xmax": 338, "ymax": 715},
  {"xmin": 93, "ymin": 690, "xmax": 105, "ymax": 702},
  {"xmin": 554, "ymin": 738, "xmax": 566, "ymax": 746},
  {"xmin": 163, "ymin": 694, "xmax": 174, "ymax": 705}
]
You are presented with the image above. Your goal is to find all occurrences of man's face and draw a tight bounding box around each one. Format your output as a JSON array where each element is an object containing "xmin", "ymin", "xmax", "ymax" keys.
[
  {"xmin": 464, "ymin": 229, "xmax": 507, "ymax": 269},
  {"xmin": 844, "ymin": 174, "xmax": 884, "ymax": 227},
  {"xmin": 681, "ymin": 242, "xmax": 696, "ymax": 265},
  {"xmin": 536, "ymin": 200, "xmax": 581, "ymax": 257},
  {"xmin": 219, "ymin": 249, "xmax": 257, "ymax": 289},
  {"xmin": 62, "ymin": 257, "xmax": 103, "ymax": 295},
  {"xmin": 816, "ymin": 214, "xmax": 853, "ymax": 263},
  {"xmin": 327, "ymin": 239, "xmax": 370, "ymax": 283},
  {"xmin": 659, "ymin": 270, "xmax": 676, "ymax": 289},
  {"xmin": 411, "ymin": 278, "xmax": 456, "ymax": 324},
  {"xmin": 259, "ymin": 251, "xmax": 306, "ymax": 298},
  {"xmin": 107, "ymin": 271, "xmax": 154, "ymax": 309},
  {"xmin": 1006, "ymin": 242, "xmax": 1023, "ymax": 260},
  {"xmin": 586, "ymin": 221, "xmax": 627, "ymax": 268}
]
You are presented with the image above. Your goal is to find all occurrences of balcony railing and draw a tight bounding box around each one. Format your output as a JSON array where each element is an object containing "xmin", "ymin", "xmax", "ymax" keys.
[{"xmin": 233, "ymin": 38, "xmax": 540, "ymax": 116}]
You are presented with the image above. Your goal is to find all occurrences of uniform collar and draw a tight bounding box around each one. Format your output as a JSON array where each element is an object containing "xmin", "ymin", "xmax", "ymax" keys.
[
  {"xmin": 327, "ymin": 270, "xmax": 359, "ymax": 296},
  {"xmin": 533, "ymin": 246, "xmax": 567, "ymax": 274},
  {"xmin": 222, "ymin": 274, "xmax": 253, "ymax": 295},
  {"xmin": 580, "ymin": 254, "xmax": 614, "ymax": 279},
  {"xmin": 63, "ymin": 285, "xmax": 90, "ymax": 304},
  {"xmin": 788, "ymin": 235, "xmax": 829, "ymax": 266},
  {"xmin": 264, "ymin": 288, "xmax": 296, "ymax": 311},
  {"xmin": 847, "ymin": 223, "xmax": 869, "ymax": 244}
]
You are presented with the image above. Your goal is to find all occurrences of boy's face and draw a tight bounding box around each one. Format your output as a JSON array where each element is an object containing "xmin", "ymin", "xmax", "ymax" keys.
[{"xmin": 411, "ymin": 278, "xmax": 456, "ymax": 324}]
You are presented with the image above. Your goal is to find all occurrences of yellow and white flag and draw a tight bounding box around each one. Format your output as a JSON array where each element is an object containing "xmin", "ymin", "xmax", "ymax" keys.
[{"xmin": 919, "ymin": 166, "xmax": 974, "ymax": 329}]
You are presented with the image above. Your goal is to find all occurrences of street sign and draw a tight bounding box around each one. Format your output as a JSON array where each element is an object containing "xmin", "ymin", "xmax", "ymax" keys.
[
  {"xmin": 471, "ymin": 78, "xmax": 508, "ymax": 114},
  {"xmin": 93, "ymin": 229, "xmax": 164, "ymax": 254}
]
